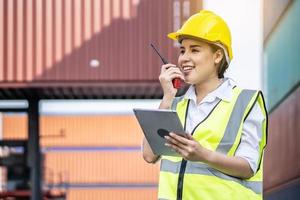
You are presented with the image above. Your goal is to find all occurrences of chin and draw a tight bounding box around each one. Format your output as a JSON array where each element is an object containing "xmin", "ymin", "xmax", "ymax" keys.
[
  {"xmin": 184, "ymin": 76, "xmax": 200, "ymax": 85},
  {"xmin": 189, "ymin": 77, "xmax": 207, "ymax": 86},
  {"xmin": 185, "ymin": 80, "xmax": 197, "ymax": 85}
]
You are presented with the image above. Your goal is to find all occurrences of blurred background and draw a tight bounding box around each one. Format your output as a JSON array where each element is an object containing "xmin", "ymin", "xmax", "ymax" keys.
[{"xmin": 0, "ymin": 0, "xmax": 299, "ymax": 199}]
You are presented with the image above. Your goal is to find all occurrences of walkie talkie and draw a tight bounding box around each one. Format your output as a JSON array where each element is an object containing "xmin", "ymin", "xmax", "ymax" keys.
[{"xmin": 150, "ymin": 43, "xmax": 182, "ymax": 89}]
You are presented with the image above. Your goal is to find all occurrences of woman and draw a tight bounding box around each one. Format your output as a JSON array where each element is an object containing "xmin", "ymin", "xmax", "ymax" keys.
[{"xmin": 142, "ymin": 10, "xmax": 267, "ymax": 200}]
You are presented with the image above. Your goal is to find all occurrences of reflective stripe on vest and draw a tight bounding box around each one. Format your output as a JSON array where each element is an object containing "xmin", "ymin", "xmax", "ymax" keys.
[
  {"xmin": 215, "ymin": 89, "xmax": 257, "ymax": 154},
  {"xmin": 161, "ymin": 159, "xmax": 262, "ymax": 194},
  {"xmin": 158, "ymin": 88, "xmax": 267, "ymax": 200}
]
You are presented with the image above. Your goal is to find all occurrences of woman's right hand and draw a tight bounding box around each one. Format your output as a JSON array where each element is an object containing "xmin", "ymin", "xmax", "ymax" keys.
[
  {"xmin": 142, "ymin": 64, "xmax": 185, "ymax": 163},
  {"xmin": 159, "ymin": 64, "xmax": 185, "ymax": 97}
]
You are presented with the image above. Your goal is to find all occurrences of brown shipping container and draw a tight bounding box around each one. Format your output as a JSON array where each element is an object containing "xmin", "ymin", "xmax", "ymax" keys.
[{"xmin": 0, "ymin": 0, "xmax": 202, "ymax": 85}]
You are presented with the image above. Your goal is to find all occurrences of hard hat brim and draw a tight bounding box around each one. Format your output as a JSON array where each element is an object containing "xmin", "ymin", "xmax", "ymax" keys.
[
  {"xmin": 167, "ymin": 32, "xmax": 180, "ymax": 41},
  {"xmin": 167, "ymin": 32, "xmax": 231, "ymax": 64}
]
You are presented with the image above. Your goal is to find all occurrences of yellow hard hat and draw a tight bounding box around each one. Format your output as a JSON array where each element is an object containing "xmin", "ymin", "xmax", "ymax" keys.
[{"xmin": 168, "ymin": 10, "xmax": 233, "ymax": 64}]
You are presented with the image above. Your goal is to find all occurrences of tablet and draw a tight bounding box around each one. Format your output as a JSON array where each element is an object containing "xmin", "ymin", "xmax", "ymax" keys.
[{"xmin": 133, "ymin": 108, "xmax": 187, "ymax": 156}]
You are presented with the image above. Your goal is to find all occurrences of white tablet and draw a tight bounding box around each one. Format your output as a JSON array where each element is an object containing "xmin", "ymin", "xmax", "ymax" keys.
[{"xmin": 133, "ymin": 108, "xmax": 187, "ymax": 156}]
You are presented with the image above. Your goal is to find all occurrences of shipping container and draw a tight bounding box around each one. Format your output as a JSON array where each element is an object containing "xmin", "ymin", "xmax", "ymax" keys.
[
  {"xmin": 0, "ymin": 0, "xmax": 202, "ymax": 99},
  {"xmin": 263, "ymin": 2, "xmax": 300, "ymax": 197},
  {"xmin": 1, "ymin": 113, "xmax": 159, "ymax": 199},
  {"xmin": 263, "ymin": 0, "xmax": 292, "ymax": 41},
  {"xmin": 66, "ymin": 188, "xmax": 158, "ymax": 200},
  {"xmin": 264, "ymin": 86, "xmax": 300, "ymax": 193},
  {"xmin": 3, "ymin": 114, "xmax": 145, "ymax": 146},
  {"xmin": 44, "ymin": 151, "xmax": 159, "ymax": 184}
]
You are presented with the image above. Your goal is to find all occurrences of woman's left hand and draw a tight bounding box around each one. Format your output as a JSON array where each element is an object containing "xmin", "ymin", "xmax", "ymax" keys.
[
  {"xmin": 165, "ymin": 132, "xmax": 254, "ymax": 179},
  {"xmin": 165, "ymin": 132, "xmax": 210, "ymax": 162}
]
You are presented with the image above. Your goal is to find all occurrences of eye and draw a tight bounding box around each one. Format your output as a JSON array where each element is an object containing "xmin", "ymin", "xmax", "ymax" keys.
[
  {"xmin": 191, "ymin": 48, "xmax": 199, "ymax": 53},
  {"xmin": 179, "ymin": 49, "xmax": 185, "ymax": 54}
]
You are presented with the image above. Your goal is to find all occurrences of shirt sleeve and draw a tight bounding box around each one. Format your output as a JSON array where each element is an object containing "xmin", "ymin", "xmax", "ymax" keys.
[{"xmin": 234, "ymin": 101, "xmax": 265, "ymax": 174}]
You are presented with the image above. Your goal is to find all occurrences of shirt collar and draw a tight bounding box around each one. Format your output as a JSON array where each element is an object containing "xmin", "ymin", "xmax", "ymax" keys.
[{"xmin": 184, "ymin": 77, "xmax": 236, "ymax": 104}]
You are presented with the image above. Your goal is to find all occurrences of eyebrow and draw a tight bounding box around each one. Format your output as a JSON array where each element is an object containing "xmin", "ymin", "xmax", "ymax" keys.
[
  {"xmin": 180, "ymin": 45, "xmax": 202, "ymax": 49},
  {"xmin": 190, "ymin": 45, "xmax": 202, "ymax": 48}
]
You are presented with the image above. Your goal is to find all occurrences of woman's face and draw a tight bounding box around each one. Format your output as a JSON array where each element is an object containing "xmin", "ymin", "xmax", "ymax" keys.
[{"xmin": 178, "ymin": 38, "xmax": 221, "ymax": 85}]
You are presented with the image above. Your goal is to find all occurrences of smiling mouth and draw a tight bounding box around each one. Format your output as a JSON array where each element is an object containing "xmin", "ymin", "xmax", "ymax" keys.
[{"xmin": 182, "ymin": 65, "xmax": 195, "ymax": 74}]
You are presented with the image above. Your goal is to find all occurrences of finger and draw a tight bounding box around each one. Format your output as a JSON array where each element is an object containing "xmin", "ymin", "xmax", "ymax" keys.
[
  {"xmin": 165, "ymin": 142, "xmax": 186, "ymax": 156},
  {"xmin": 168, "ymin": 73, "xmax": 185, "ymax": 81},
  {"xmin": 165, "ymin": 140, "xmax": 187, "ymax": 151},
  {"xmin": 165, "ymin": 135, "xmax": 189, "ymax": 151},
  {"xmin": 165, "ymin": 69, "xmax": 183, "ymax": 76},
  {"xmin": 169, "ymin": 132, "xmax": 190, "ymax": 145},
  {"xmin": 161, "ymin": 64, "xmax": 176, "ymax": 72},
  {"xmin": 166, "ymin": 68, "xmax": 185, "ymax": 80},
  {"xmin": 161, "ymin": 72, "xmax": 185, "ymax": 82},
  {"xmin": 164, "ymin": 68, "xmax": 184, "ymax": 77},
  {"xmin": 160, "ymin": 74, "xmax": 184, "ymax": 84},
  {"xmin": 166, "ymin": 72, "xmax": 185, "ymax": 81},
  {"xmin": 165, "ymin": 66, "xmax": 183, "ymax": 75},
  {"xmin": 164, "ymin": 70, "xmax": 182, "ymax": 78},
  {"xmin": 161, "ymin": 65, "xmax": 182, "ymax": 74}
]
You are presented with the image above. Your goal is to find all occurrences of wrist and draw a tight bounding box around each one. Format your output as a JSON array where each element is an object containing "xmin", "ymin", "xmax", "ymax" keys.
[
  {"xmin": 159, "ymin": 95, "xmax": 175, "ymax": 109},
  {"xmin": 201, "ymin": 148, "xmax": 214, "ymax": 164},
  {"xmin": 163, "ymin": 94, "xmax": 175, "ymax": 101}
]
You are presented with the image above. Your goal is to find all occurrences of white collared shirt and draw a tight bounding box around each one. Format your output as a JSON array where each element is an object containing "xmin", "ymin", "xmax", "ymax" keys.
[{"xmin": 184, "ymin": 77, "xmax": 265, "ymax": 173}]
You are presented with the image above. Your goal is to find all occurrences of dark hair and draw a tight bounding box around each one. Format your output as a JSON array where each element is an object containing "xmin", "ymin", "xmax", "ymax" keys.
[{"xmin": 209, "ymin": 44, "xmax": 229, "ymax": 79}]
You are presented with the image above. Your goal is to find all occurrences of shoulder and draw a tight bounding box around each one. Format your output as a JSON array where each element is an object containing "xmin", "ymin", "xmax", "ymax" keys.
[{"xmin": 238, "ymin": 88, "xmax": 268, "ymax": 122}]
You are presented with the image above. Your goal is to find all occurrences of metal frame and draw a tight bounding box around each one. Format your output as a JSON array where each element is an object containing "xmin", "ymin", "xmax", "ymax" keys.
[{"xmin": 0, "ymin": 99, "xmax": 42, "ymax": 200}]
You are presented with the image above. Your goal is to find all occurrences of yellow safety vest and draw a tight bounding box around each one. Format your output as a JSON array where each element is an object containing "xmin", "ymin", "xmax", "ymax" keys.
[{"xmin": 158, "ymin": 87, "xmax": 268, "ymax": 200}]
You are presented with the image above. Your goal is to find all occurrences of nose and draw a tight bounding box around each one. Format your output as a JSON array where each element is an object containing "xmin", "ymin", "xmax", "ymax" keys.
[{"xmin": 179, "ymin": 51, "xmax": 191, "ymax": 64}]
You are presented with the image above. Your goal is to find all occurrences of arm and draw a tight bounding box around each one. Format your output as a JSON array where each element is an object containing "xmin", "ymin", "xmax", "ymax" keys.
[
  {"xmin": 142, "ymin": 64, "xmax": 185, "ymax": 164},
  {"xmin": 142, "ymin": 93, "xmax": 176, "ymax": 163},
  {"xmin": 204, "ymin": 146, "xmax": 254, "ymax": 179},
  {"xmin": 234, "ymin": 102, "xmax": 265, "ymax": 174},
  {"xmin": 165, "ymin": 133, "xmax": 253, "ymax": 179}
]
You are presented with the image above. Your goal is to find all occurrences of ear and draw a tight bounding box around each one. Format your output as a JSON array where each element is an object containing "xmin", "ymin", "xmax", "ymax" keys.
[{"xmin": 214, "ymin": 49, "xmax": 224, "ymax": 65}]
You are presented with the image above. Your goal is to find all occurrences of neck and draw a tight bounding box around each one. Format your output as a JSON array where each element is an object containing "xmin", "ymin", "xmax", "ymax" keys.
[{"xmin": 194, "ymin": 76, "xmax": 223, "ymax": 104}]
